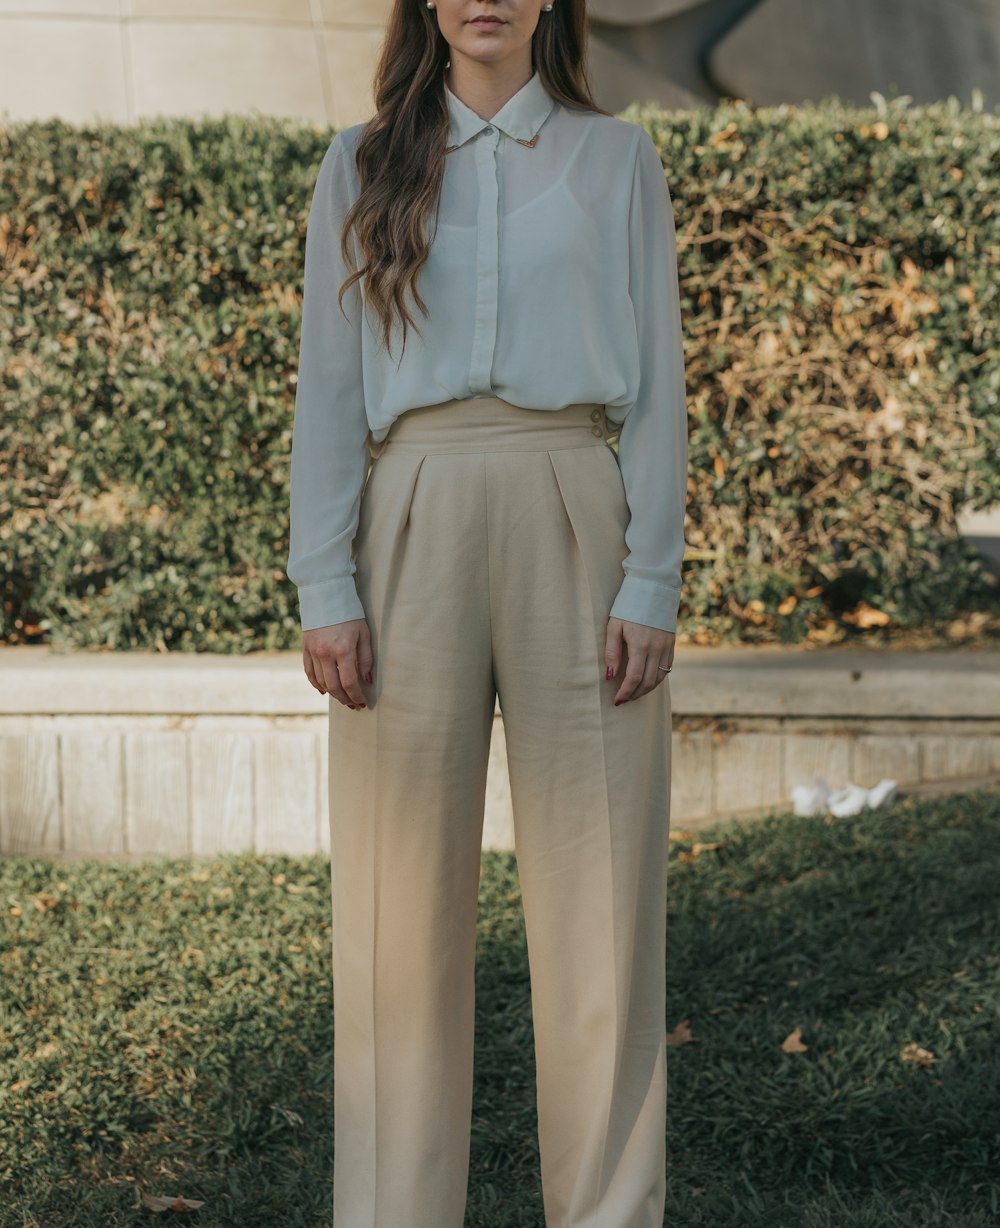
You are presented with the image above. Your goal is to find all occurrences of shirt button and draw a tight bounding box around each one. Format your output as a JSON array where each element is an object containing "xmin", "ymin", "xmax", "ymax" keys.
[
  {"xmin": 590, "ymin": 409, "xmax": 602, "ymax": 422},
  {"xmin": 591, "ymin": 424, "xmax": 603, "ymax": 437}
]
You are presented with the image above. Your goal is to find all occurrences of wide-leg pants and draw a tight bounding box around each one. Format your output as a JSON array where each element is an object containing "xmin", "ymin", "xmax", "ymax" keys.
[{"xmin": 328, "ymin": 395, "xmax": 672, "ymax": 1228}]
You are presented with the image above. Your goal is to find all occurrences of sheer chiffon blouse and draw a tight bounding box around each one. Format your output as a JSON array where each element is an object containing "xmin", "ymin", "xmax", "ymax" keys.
[{"xmin": 286, "ymin": 69, "xmax": 689, "ymax": 634}]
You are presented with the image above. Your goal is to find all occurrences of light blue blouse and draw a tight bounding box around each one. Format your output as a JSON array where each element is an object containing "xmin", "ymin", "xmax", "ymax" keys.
[{"xmin": 287, "ymin": 70, "xmax": 689, "ymax": 633}]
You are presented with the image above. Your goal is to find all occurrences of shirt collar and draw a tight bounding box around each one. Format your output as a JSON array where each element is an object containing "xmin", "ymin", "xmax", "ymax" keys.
[{"xmin": 445, "ymin": 71, "xmax": 556, "ymax": 150}]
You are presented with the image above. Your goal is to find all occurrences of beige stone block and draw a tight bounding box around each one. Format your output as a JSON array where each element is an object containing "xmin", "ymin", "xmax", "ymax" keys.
[
  {"xmin": 123, "ymin": 730, "xmax": 190, "ymax": 856},
  {"xmin": 670, "ymin": 730, "xmax": 713, "ymax": 825},
  {"xmin": 785, "ymin": 732, "xmax": 851, "ymax": 794},
  {"xmin": 920, "ymin": 734, "xmax": 994, "ymax": 783},
  {"xmin": 318, "ymin": 0, "xmax": 392, "ymax": 27},
  {"xmin": 0, "ymin": 18, "xmax": 128, "ymax": 123},
  {"xmin": 0, "ymin": 2, "xmax": 119, "ymax": 14},
  {"xmin": 0, "ymin": 733, "xmax": 61, "ymax": 856},
  {"xmin": 190, "ymin": 729, "xmax": 255, "ymax": 856},
  {"xmin": 713, "ymin": 731, "xmax": 783, "ymax": 816},
  {"xmin": 851, "ymin": 735, "xmax": 920, "ymax": 790},
  {"xmin": 0, "ymin": 651, "xmax": 331, "ymax": 718},
  {"xmin": 61, "ymin": 731, "xmax": 125, "ymax": 857},
  {"xmin": 130, "ymin": 20, "xmax": 326, "ymax": 123},
  {"xmin": 130, "ymin": 0, "xmax": 311, "ymax": 19},
  {"xmin": 307, "ymin": 726, "xmax": 325, "ymax": 854},
  {"xmin": 318, "ymin": 726, "xmax": 331, "ymax": 855},
  {"xmin": 253, "ymin": 728, "xmax": 318, "ymax": 855},
  {"xmin": 318, "ymin": 24, "xmax": 386, "ymax": 127}
]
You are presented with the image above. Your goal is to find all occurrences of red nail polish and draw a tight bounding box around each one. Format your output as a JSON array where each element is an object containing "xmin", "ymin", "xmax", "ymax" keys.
[
  {"xmin": 365, "ymin": 671, "xmax": 373, "ymax": 684},
  {"xmin": 606, "ymin": 666, "xmax": 614, "ymax": 680}
]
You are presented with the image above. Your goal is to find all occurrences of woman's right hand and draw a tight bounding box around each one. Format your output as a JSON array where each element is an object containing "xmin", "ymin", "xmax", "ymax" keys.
[{"xmin": 303, "ymin": 619, "xmax": 374, "ymax": 710}]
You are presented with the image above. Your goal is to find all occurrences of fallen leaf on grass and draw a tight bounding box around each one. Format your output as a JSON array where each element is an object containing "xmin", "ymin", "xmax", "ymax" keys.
[
  {"xmin": 140, "ymin": 1193, "xmax": 206, "ymax": 1213},
  {"xmin": 666, "ymin": 1019, "xmax": 697, "ymax": 1046},
  {"xmin": 900, "ymin": 1042, "xmax": 935, "ymax": 1068},
  {"xmin": 781, "ymin": 1027, "xmax": 808, "ymax": 1052}
]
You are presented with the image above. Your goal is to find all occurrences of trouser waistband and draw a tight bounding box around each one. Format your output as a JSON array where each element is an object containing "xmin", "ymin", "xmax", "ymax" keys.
[{"xmin": 368, "ymin": 395, "xmax": 616, "ymax": 456}]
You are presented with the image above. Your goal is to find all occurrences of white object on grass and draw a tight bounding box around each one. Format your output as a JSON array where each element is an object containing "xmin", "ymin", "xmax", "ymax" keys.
[{"xmin": 791, "ymin": 776, "xmax": 898, "ymax": 817}]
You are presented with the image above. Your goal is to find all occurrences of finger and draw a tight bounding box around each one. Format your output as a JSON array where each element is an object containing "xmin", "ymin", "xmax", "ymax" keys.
[
  {"xmin": 303, "ymin": 647, "xmax": 326, "ymax": 696},
  {"xmin": 334, "ymin": 653, "xmax": 367, "ymax": 708},
  {"xmin": 357, "ymin": 622, "xmax": 375, "ymax": 685},
  {"xmin": 614, "ymin": 650, "xmax": 648, "ymax": 705},
  {"xmin": 641, "ymin": 654, "xmax": 663, "ymax": 694},
  {"xmin": 313, "ymin": 645, "xmax": 351, "ymax": 706},
  {"xmin": 662, "ymin": 631, "xmax": 676, "ymax": 673},
  {"xmin": 323, "ymin": 661, "xmax": 351, "ymax": 707},
  {"xmin": 604, "ymin": 619, "xmax": 624, "ymax": 681}
]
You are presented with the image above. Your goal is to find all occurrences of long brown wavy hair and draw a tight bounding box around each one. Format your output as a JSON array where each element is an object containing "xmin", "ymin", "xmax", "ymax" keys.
[{"xmin": 335, "ymin": 0, "xmax": 610, "ymax": 362}]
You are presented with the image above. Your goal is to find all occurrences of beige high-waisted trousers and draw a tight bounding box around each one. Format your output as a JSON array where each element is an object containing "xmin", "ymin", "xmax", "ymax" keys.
[{"xmin": 328, "ymin": 395, "xmax": 671, "ymax": 1228}]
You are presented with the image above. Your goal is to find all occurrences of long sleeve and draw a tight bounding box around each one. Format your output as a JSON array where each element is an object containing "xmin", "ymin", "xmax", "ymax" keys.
[
  {"xmin": 286, "ymin": 132, "xmax": 370, "ymax": 631},
  {"xmin": 608, "ymin": 129, "xmax": 689, "ymax": 634}
]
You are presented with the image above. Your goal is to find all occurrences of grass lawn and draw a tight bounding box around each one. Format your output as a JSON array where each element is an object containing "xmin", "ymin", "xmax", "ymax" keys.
[{"xmin": 2, "ymin": 787, "xmax": 998, "ymax": 1227}]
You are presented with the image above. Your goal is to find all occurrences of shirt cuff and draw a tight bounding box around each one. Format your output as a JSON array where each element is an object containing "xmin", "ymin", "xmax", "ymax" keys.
[
  {"xmin": 297, "ymin": 578, "xmax": 367, "ymax": 632},
  {"xmin": 609, "ymin": 574, "xmax": 681, "ymax": 634}
]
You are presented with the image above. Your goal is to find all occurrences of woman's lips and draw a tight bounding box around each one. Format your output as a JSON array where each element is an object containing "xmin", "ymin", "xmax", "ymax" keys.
[{"xmin": 471, "ymin": 17, "xmax": 504, "ymax": 26}]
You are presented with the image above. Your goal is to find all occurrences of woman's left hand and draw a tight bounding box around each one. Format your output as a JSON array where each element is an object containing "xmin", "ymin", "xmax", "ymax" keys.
[{"xmin": 604, "ymin": 618, "xmax": 675, "ymax": 706}]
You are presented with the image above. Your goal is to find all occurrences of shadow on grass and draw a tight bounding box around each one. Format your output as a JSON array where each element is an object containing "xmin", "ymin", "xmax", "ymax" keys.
[{"xmin": 653, "ymin": 786, "xmax": 1000, "ymax": 1228}]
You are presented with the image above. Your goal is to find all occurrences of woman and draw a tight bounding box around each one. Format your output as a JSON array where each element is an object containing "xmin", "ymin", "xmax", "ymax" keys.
[{"xmin": 285, "ymin": 1, "xmax": 689, "ymax": 1224}]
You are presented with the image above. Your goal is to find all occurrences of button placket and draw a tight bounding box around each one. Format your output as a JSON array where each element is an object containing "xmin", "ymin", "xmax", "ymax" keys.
[{"xmin": 468, "ymin": 126, "xmax": 501, "ymax": 393}]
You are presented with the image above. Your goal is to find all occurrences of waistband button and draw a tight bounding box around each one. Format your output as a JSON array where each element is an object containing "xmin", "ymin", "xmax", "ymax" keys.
[
  {"xmin": 591, "ymin": 424, "xmax": 603, "ymax": 437},
  {"xmin": 590, "ymin": 408, "xmax": 602, "ymax": 422}
]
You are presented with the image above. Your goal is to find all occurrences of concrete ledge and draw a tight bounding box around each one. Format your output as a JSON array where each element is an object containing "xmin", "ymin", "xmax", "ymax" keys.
[
  {"xmin": 3, "ymin": 644, "xmax": 998, "ymax": 718},
  {"xmin": 1, "ymin": 646, "xmax": 997, "ymax": 860}
]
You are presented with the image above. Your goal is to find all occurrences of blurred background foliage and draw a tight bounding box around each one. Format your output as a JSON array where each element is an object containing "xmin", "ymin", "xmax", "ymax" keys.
[{"xmin": 1, "ymin": 94, "xmax": 997, "ymax": 653}]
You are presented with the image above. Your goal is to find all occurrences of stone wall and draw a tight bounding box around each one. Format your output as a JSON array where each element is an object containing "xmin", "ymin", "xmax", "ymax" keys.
[
  {"xmin": 2, "ymin": 646, "xmax": 997, "ymax": 861},
  {"xmin": 1, "ymin": 0, "xmax": 996, "ymax": 130}
]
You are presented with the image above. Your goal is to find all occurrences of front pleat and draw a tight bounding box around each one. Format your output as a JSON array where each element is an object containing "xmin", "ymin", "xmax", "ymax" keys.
[
  {"xmin": 355, "ymin": 453, "xmax": 428, "ymax": 664},
  {"xmin": 545, "ymin": 447, "xmax": 630, "ymax": 633},
  {"xmin": 532, "ymin": 446, "xmax": 629, "ymax": 1220}
]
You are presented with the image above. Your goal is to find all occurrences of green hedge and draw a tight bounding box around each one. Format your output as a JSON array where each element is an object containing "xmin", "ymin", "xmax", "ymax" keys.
[{"xmin": 1, "ymin": 96, "xmax": 997, "ymax": 652}]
